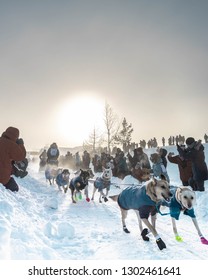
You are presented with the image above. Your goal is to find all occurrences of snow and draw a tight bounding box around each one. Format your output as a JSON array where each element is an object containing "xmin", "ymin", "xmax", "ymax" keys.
[{"xmin": 0, "ymin": 145, "xmax": 208, "ymax": 261}]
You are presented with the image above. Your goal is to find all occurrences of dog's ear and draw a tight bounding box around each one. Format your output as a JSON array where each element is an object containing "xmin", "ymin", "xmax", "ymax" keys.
[
  {"xmin": 186, "ymin": 186, "xmax": 194, "ymax": 191},
  {"xmin": 177, "ymin": 186, "xmax": 183, "ymax": 192},
  {"xmin": 160, "ymin": 174, "xmax": 166, "ymax": 181},
  {"xmin": 151, "ymin": 177, "xmax": 158, "ymax": 186},
  {"xmin": 178, "ymin": 186, "xmax": 193, "ymax": 192}
]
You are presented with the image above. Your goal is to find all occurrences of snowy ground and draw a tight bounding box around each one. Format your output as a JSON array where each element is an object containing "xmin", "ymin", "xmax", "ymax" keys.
[{"xmin": 0, "ymin": 145, "xmax": 208, "ymax": 260}]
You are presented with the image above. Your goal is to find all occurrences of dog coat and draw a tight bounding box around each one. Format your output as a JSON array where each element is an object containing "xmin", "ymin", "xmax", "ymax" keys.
[
  {"xmin": 94, "ymin": 177, "xmax": 111, "ymax": 192},
  {"xmin": 163, "ymin": 189, "xmax": 196, "ymax": 220},
  {"xmin": 118, "ymin": 185, "xmax": 156, "ymax": 210},
  {"xmin": 69, "ymin": 176, "xmax": 87, "ymax": 191},
  {"xmin": 56, "ymin": 173, "xmax": 69, "ymax": 187}
]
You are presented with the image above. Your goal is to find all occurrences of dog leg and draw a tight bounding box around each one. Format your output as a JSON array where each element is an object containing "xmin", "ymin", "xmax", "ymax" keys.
[
  {"xmin": 134, "ymin": 210, "xmax": 143, "ymax": 232},
  {"xmin": 142, "ymin": 218, "xmax": 166, "ymax": 250},
  {"xmin": 134, "ymin": 210, "xmax": 149, "ymax": 241},
  {"xmin": 91, "ymin": 187, "xmax": 96, "ymax": 200},
  {"xmin": 192, "ymin": 217, "xmax": 203, "ymax": 237},
  {"xmin": 84, "ymin": 185, "xmax": 90, "ymax": 202},
  {"xmin": 104, "ymin": 189, "xmax": 109, "ymax": 202},
  {"xmin": 100, "ymin": 190, "xmax": 108, "ymax": 202},
  {"xmin": 71, "ymin": 189, "xmax": 76, "ymax": 203},
  {"xmin": 121, "ymin": 208, "xmax": 130, "ymax": 233},
  {"xmin": 151, "ymin": 214, "xmax": 156, "ymax": 229},
  {"xmin": 191, "ymin": 218, "xmax": 208, "ymax": 244},
  {"xmin": 99, "ymin": 193, "xmax": 102, "ymax": 203},
  {"xmin": 171, "ymin": 217, "xmax": 183, "ymax": 242}
]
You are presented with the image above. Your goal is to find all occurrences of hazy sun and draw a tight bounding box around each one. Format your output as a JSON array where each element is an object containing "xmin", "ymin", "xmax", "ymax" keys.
[{"xmin": 56, "ymin": 94, "xmax": 105, "ymax": 146}]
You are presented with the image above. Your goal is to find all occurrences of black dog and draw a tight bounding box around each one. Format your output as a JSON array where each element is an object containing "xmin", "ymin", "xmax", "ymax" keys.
[{"xmin": 69, "ymin": 169, "xmax": 90, "ymax": 203}]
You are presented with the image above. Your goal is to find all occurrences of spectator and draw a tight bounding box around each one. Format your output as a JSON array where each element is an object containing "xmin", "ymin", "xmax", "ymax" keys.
[
  {"xmin": 82, "ymin": 150, "xmax": 91, "ymax": 169},
  {"xmin": 150, "ymin": 153, "xmax": 170, "ymax": 182},
  {"xmin": 177, "ymin": 137, "xmax": 208, "ymax": 191},
  {"xmin": 75, "ymin": 152, "xmax": 81, "ymax": 169},
  {"xmin": 127, "ymin": 147, "xmax": 151, "ymax": 169},
  {"xmin": 47, "ymin": 143, "xmax": 59, "ymax": 166},
  {"xmin": 39, "ymin": 149, "xmax": 47, "ymax": 170},
  {"xmin": 167, "ymin": 146, "xmax": 193, "ymax": 186},
  {"xmin": 0, "ymin": 126, "xmax": 27, "ymax": 192},
  {"xmin": 114, "ymin": 151, "xmax": 129, "ymax": 179},
  {"xmin": 157, "ymin": 147, "xmax": 168, "ymax": 168}
]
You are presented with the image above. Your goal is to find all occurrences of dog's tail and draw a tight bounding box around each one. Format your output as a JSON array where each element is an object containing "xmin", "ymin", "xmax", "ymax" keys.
[{"xmin": 108, "ymin": 195, "xmax": 119, "ymax": 202}]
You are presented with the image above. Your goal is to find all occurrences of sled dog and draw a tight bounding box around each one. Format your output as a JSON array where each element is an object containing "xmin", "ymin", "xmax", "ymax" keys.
[
  {"xmin": 162, "ymin": 186, "xmax": 208, "ymax": 244},
  {"xmin": 91, "ymin": 167, "xmax": 112, "ymax": 203},
  {"xmin": 110, "ymin": 177, "xmax": 172, "ymax": 250},
  {"xmin": 69, "ymin": 169, "xmax": 90, "ymax": 203}
]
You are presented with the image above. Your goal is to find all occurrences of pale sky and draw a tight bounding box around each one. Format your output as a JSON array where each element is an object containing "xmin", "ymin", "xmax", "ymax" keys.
[{"xmin": 0, "ymin": 0, "xmax": 208, "ymax": 151}]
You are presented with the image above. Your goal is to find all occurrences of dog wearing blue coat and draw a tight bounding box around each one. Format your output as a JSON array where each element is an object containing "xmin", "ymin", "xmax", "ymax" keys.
[{"xmin": 91, "ymin": 167, "xmax": 112, "ymax": 203}]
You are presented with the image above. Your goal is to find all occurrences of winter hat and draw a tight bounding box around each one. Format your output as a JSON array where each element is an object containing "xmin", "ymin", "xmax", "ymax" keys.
[
  {"xmin": 2, "ymin": 126, "xmax": 19, "ymax": 141},
  {"xmin": 186, "ymin": 137, "xmax": 195, "ymax": 146}
]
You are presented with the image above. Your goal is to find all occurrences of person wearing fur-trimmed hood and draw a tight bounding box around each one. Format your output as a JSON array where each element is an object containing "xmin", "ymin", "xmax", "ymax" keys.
[
  {"xmin": 177, "ymin": 137, "xmax": 208, "ymax": 191},
  {"xmin": 0, "ymin": 126, "xmax": 26, "ymax": 192}
]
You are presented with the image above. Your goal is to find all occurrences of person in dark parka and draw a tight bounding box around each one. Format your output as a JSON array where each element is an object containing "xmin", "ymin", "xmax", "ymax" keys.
[
  {"xmin": 158, "ymin": 148, "xmax": 168, "ymax": 168},
  {"xmin": 0, "ymin": 126, "xmax": 26, "ymax": 192},
  {"xmin": 167, "ymin": 149, "xmax": 193, "ymax": 186},
  {"xmin": 177, "ymin": 137, "xmax": 208, "ymax": 191}
]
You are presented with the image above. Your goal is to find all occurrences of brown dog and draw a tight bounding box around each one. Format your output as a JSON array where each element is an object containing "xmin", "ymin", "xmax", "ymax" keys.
[{"xmin": 111, "ymin": 177, "xmax": 172, "ymax": 250}]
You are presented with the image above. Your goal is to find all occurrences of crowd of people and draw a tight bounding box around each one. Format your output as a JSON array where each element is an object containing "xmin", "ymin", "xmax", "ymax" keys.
[
  {"xmin": 39, "ymin": 138, "xmax": 208, "ymax": 192},
  {"xmin": 0, "ymin": 126, "xmax": 208, "ymax": 193}
]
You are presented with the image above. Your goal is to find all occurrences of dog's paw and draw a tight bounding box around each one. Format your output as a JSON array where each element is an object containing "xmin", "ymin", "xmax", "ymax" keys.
[
  {"xmin": 201, "ymin": 237, "xmax": 208, "ymax": 245},
  {"xmin": 123, "ymin": 226, "xmax": 130, "ymax": 233},
  {"xmin": 86, "ymin": 197, "xmax": 90, "ymax": 202},
  {"xmin": 141, "ymin": 228, "xmax": 149, "ymax": 241},
  {"xmin": 156, "ymin": 238, "xmax": 166, "ymax": 250},
  {"xmin": 175, "ymin": 235, "xmax": 183, "ymax": 242},
  {"xmin": 104, "ymin": 197, "xmax": 108, "ymax": 202}
]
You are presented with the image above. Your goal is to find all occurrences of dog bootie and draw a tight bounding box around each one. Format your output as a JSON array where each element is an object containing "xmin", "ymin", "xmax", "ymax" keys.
[
  {"xmin": 156, "ymin": 238, "xmax": 166, "ymax": 250},
  {"xmin": 76, "ymin": 193, "xmax": 82, "ymax": 200},
  {"xmin": 104, "ymin": 197, "xmax": 108, "ymax": 202},
  {"xmin": 86, "ymin": 197, "xmax": 90, "ymax": 202},
  {"xmin": 123, "ymin": 226, "xmax": 130, "ymax": 233},
  {"xmin": 175, "ymin": 235, "xmax": 183, "ymax": 242},
  {"xmin": 141, "ymin": 228, "xmax": 149, "ymax": 241},
  {"xmin": 201, "ymin": 237, "xmax": 208, "ymax": 245}
]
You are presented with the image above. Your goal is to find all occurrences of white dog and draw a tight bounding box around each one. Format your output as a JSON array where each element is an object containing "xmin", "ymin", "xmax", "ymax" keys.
[
  {"xmin": 91, "ymin": 167, "xmax": 112, "ymax": 203},
  {"xmin": 161, "ymin": 186, "xmax": 208, "ymax": 244}
]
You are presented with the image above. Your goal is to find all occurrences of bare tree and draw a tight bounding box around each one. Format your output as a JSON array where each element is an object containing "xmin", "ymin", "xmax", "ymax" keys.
[
  {"xmin": 103, "ymin": 102, "xmax": 120, "ymax": 153},
  {"xmin": 83, "ymin": 127, "xmax": 104, "ymax": 154}
]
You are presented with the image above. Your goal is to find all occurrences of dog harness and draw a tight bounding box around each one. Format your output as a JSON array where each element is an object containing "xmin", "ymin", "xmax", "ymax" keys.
[
  {"xmin": 162, "ymin": 189, "xmax": 196, "ymax": 220},
  {"xmin": 94, "ymin": 177, "xmax": 111, "ymax": 192}
]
